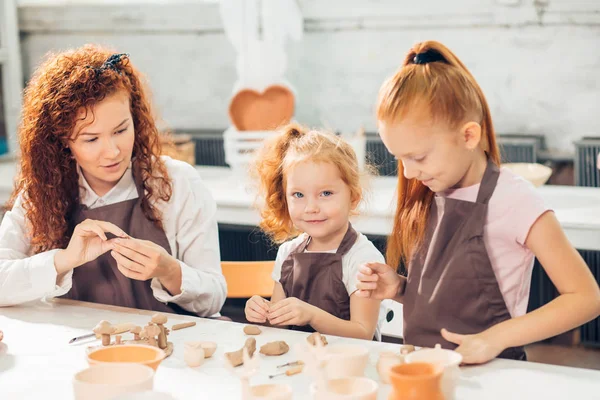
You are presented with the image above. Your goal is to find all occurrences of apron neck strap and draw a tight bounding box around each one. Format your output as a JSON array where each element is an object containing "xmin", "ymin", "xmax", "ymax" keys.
[
  {"xmin": 475, "ymin": 158, "xmax": 500, "ymax": 205},
  {"xmin": 293, "ymin": 223, "xmax": 357, "ymax": 255}
]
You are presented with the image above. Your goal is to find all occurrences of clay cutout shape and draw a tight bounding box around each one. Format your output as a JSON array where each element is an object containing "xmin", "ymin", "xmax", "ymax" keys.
[
  {"xmin": 243, "ymin": 325, "xmax": 262, "ymax": 336},
  {"xmin": 307, "ymin": 332, "xmax": 328, "ymax": 347},
  {"xmin": 184, "ymin": 342, "xmax": 206, "ymax": 367},
  {"xmin": 260, "ymin": 341, "xmax": 289, "ymax": 356},
  {"xmin": 225, "ymin": 338, "xmax": 257, "ymax": 367},
  {"xmin": 172, "ymin": 321, "xmax": 196, "ymax": 331},
  {"xmin": 228, "ymin": 85, "xmax": 295, "ymax": 131},
  {"xmin": 93, "ymin": 321, "xmax": 115, "ymax": 346},
  {"xmin": 151, "ymin": 314, "xmax": 169, "ymax": 349}
]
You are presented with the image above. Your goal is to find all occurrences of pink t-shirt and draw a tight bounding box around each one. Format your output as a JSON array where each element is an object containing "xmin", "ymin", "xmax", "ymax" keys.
[{"xmin": 429, "ymin": 167, "xmax": 551, "ymax": 318}]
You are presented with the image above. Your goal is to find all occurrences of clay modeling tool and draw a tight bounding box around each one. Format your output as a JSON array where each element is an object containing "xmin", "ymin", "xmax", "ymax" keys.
[
  {"xmin": 276, "ymin": 360, "xmax": 304, "ymax": 369},
  {"xmin": 268, "ymin": 365, "xmax": 304, "ymax": 379},
  {"xmin": 68, "ymin": 323, "xmax": 135, "ymax": 344}
]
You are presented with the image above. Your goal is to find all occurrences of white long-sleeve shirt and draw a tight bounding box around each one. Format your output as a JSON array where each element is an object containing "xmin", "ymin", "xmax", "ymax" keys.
[{"xmin": 0, "ymin": 156, "xmax": 226, "ymax": 316}]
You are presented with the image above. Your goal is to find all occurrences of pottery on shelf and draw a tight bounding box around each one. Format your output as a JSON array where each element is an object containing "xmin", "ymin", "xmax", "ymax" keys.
[
  {"xmin": 72, "ymin": 363, "xmax": 154, "ymax": 400},
  {"xmin": 388, "ymin": 362, "xmax": 444, "ymax": 400},
  {"xmin": 404, "ymin": 343, "xmax": 462, "ymax": 400}
]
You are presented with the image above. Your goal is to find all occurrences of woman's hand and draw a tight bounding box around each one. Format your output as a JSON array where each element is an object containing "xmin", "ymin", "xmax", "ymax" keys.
[
  {"xmin": 110, "ymin": 237, "xmax": 180, "ymax": 283},
  {"xmin": 54, "ymin": 219, "xmax": 128, "ymax": 274}
]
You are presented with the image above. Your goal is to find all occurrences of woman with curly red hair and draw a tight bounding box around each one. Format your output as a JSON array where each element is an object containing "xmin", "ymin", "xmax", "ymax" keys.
[{"xmin": 0, "ymin": 45, "xmax": 226, "ymax": 316}]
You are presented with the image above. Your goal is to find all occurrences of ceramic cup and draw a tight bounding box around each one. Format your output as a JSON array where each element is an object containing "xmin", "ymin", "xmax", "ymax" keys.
[
  {"xmin": 73, "ymin": 363, "xmax": 154, "ymax": 400},
  {"xmin": 376, "ymin": 351, "xmax": 404, "ymax": 384},
  {"xmin": 87, "ymin": 344, "xmax": 166, "ymax": 371},
  {"xmin": 310, "ymin": 377, "xmax": 378, "ymax": 400},
  {"xmin": 324, "ymin": 344, "xmax": 369, "ymax": 379},
  {"xmin": 249, "ymin": 383, "xmax": 293, "ymax": 400},
  {"xmin": 184, "ymin": 342, "xmax": 205, "ymax": 367},
  {"xmin": 404, "ymin": 344, "xmax": 462, "ymax": 400}
]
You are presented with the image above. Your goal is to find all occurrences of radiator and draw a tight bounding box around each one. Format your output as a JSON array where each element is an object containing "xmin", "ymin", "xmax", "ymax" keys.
[{"xmin": 574, "ymin": 138, "xmax": 600, "ymax": 187}]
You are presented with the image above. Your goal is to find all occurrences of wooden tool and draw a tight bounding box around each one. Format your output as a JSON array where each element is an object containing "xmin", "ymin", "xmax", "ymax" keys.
[
  {"xmin": 172, "ymin": 321, "xmax": 196, "ymax": 331},
  {"xmin": 276, "ymin": 360, "xmax": 304, "ymax": 369},
  {"xmin": 69, "ymin": 323, "xmax": 135, "ymax": 344},
  {"xmin": 268, "ymin": 365, "xmax": 303, "ymax": 379}
]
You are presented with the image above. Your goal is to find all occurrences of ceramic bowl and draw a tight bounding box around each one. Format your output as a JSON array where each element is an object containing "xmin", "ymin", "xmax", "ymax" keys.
[
  {"xmin": 310, "ymin": 377, "xmax": 378, "ymax": 400},
  {"xmin": 404, "ymin": 345, "xmax": 462, "ymax": 400},
  {"xmin": 249, "ymin": 383, "xmax": 293, "ymax": 400},
  {"xmin": 86, "ymin": 344, "xmax": 165, "ymax": 371},
  {"xmin": 502, "ymin": 163, "xmax": 552, "ymax": 187},
  {"xmin": 73, "ymin": 363, "xmax": 154, "ymax": 400},
  {"xmin": 324, "ymin": 344, "xmax": 369, "ymax": 379}
]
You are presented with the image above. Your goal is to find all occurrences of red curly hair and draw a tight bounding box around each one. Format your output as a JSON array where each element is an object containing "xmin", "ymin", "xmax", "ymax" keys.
[
  {"xmin": 251, "ymin": 123, "xmax": 371, "ymax": 244},
  {"xmin": 6, "ymin": 44, "xmax": 172, "ymax": 253}
]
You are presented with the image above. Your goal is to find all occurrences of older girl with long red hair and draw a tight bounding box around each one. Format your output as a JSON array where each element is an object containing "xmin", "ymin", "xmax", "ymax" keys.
[
  {"xmin": 356, "ymin": 40, "xmax": 600, "ymax": 363},
  {"xmin": 0, "ymin": 45, "xmax": 226, "ymax": 316}
]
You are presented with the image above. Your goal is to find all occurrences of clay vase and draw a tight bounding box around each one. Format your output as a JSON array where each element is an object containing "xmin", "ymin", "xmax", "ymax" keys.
[
  {"xmin": 404, "ymin": 344, "xmax": 462, "ymax": 400},
  {"xmin": 388, "ymin": 362, "xmax": 444, "ymax": 400},
  {"xmin": 376, "ymin": 351, "xmax": 404, "ymax": 384}
]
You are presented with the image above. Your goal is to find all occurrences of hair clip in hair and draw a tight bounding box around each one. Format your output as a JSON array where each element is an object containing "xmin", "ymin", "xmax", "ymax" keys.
[
  {"xmin": 413, "ymin": 49, "xmax": 445, "ymax": 65},
  {"xmin": 90, "ymin": 53, "xmax": 130, "ymax": 76}
]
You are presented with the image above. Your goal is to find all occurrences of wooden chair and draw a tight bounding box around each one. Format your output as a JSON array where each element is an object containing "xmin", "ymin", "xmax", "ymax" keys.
[{"xmin": 221, "ymin": 261, "xmax": 275, "ymax": 298}]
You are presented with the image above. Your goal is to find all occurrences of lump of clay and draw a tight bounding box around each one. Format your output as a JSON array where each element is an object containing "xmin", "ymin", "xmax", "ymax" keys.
[
  {"xmin": 243, "ymin": 325, "xmax": 262, "ymax": 335},
  {"xmin": 307, "ymin": 332, "xmax": 328, "ymax": 347},
  {"xmin": 260, "ymin": 341, "xmax": 289, "ymax": 356},
  {"xmin": 93, "ymin": 321, "xmax": 115, "ymax": 346},
  {"xmin": 225, "ymin": 338, "xmax": 256, "ymax": 367}
]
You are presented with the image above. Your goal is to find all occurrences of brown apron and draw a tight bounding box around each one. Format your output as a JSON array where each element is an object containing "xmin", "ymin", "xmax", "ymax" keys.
[
  {"xmin": 61, "ymin": 171, "xmax": 196, "ymax": 316},
  {"xmin": 279, "ymin": 223, "xmax": 357, "ymax": 332},
  {"xmin": 403, "ymin": 159, "xmax": 526, "ymax": 360}
]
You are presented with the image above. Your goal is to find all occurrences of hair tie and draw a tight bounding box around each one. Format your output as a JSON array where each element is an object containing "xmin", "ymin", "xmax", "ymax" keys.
[{"xmin": 413, "ymin": 49, "xmax": 445, "ymax": 65}]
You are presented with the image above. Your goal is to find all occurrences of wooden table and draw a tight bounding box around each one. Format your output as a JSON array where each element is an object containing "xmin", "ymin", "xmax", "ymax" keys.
[{"xmin": 1, "ymin": 300, "xmax": 599, "ymax": 399}]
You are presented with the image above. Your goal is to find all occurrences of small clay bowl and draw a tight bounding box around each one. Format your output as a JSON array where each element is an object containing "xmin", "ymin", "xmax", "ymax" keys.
[
  {"xmin": 73, "ymin": 363, "xmax": 154, "ymax": 400},
  {"xmin": 87, "ymin": 344, "xmax": 165, "ymax": 371},
  {"xmin": 249, "ymin": 384, "xmax": 293, "ymax": 400}
]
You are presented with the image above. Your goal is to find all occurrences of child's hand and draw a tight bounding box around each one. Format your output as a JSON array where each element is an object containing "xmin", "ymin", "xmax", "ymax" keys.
[
  {"xmin": 268, "ymin": 297, "xmax": 315, "ymax": 326},
  {"xmin": 245, "ymin": 295, "xmax": 270, "ymax": 323},
  {"xmin": 441, "ymin": 328, "xmax": 504, "ymax": 364},
  {"xmin": 355, "ymin": 262, "xmax": 402, "ymax": 300}
]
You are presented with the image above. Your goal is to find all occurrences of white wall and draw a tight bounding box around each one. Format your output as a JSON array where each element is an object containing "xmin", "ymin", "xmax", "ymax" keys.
[{"xmin": 16, "ymin": 0, "xmax": 600, "ymax": 152}]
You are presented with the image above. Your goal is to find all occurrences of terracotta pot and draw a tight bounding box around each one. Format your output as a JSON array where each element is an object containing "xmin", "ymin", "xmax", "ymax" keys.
[
  {"xmin": 376, "ymin": 351, "xmax": 404, "ymax": 384},
  {"xmin": 86, "ymin": 344, "xmax": 165, "ymax": 371},
  {"xmin": 228, "ymin": 85, "xmax": 295, "ymax": 131},
  {"xmin": 404, "ymin": 344, "xmax": 462, "ymax": 400},
  {"xmin": 388, "ymin": 362, "xmax": 444, "ymax": 400},
  {"xmin": 73, "ymin": 363, "xmax": 154, "ymax": 400}
]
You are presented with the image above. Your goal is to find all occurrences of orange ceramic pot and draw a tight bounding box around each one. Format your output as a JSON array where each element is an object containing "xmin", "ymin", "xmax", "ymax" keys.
[
  {"xmin": 87, "ymin": 344, "xmax": 166, "ymax": 371},
  {"xmin": 388, "ymin": 362, "xmax": 444, "ymax": 400}
]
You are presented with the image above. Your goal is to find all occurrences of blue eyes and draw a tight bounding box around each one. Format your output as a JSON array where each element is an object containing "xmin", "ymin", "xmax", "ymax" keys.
[
  {"xmin": 291, "ymin": 191, "xmax": 333, "ymax": 198},
  {"xmin": 84, "ymin": 128, "xmax": 127, "ymax": 143}
]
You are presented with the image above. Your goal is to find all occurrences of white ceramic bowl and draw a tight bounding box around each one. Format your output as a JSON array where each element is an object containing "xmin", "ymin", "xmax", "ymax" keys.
[
  {"xmin": 310, "ymin": 377, "xmax": 378, "ymax": 400},
  {"xmin": 324, "ymin": 344, "xmax": 369, "ymax": 379},
  {"xmin": 502, "ymin": 163, "xmax": 552, "ymax": 187},
  {"xmin": 249, "ymin": 384, "xmax": 293, "ymax": 400},
  {"xmin": 73, "ymin": 363, "xmax": 154, "ymax": 400}
]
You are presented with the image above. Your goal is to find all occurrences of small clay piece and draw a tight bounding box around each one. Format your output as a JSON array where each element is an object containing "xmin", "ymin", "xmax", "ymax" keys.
[
  {"xmin": 115, "ymin": 335, "xmax": 122, "ymax": 345},
  {"xmin": 130, "ymin": 326, "xmax": 142, "ymax": 341},
  {"xmin": 184, "ymin": 342, "xmax": 205, "ymax": 367},
  {"xmin": 201, "ymin": 342, "xmax": 217, "ymax": 358},
  {"xmin": 400, "ymin": 344, "xmax": 415, "ymax": 354},
  {"xmin": 151, "ymin": 313, "xmax": 168, "ymax": 349},
  {"xmin": 259, "ymin": 341, "xmax": 289, "ymax": 356},
  {"xmin": 172, "ymin": 321, "xmax": 196, "ymax": 331},
  {"xmin": 243, "ymin": 325, "xmax": 262, "ymax": 336},
  {"xmin": 93, "ymin": 321, "xmax": 115, "ymax": 346},
  {"xmin": 142, "ymin": 324, "xmax": 161, "ymax": 347},
  {"xmin": 225, "ymin": 338, "xmax": 256, "ymax": 367},
  {"xmin": 307, "ymin": 332, "xmax": 328, "ymax": 347}
]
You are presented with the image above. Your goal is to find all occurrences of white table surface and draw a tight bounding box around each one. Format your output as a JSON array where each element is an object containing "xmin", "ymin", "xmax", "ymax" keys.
[
  {"xmin": 1, "ymin": 300, "xmax": 600, "ymax": 400},
  {"xmin": 1, "ymin": 162, "xmax": 600, "ymax": 250}
]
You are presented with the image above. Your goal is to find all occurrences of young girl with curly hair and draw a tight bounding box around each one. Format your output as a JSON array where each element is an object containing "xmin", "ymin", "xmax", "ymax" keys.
[
  {"xmin": 0, "ymin": 45, "xmax": 226, "ymax": 316},
  {"xmin": 244, "ymin": 124, "xmax": 387, "ymax": 340}
]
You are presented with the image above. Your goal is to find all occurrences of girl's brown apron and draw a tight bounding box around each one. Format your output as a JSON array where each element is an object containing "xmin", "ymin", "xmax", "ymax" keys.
[
  {"xmin": 279, "ymin": 224, "xmax": 357, "ymax": 332},
  {"xmin": 403, "ymin": 159, "xmax": 526, "ymax": 360}
]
